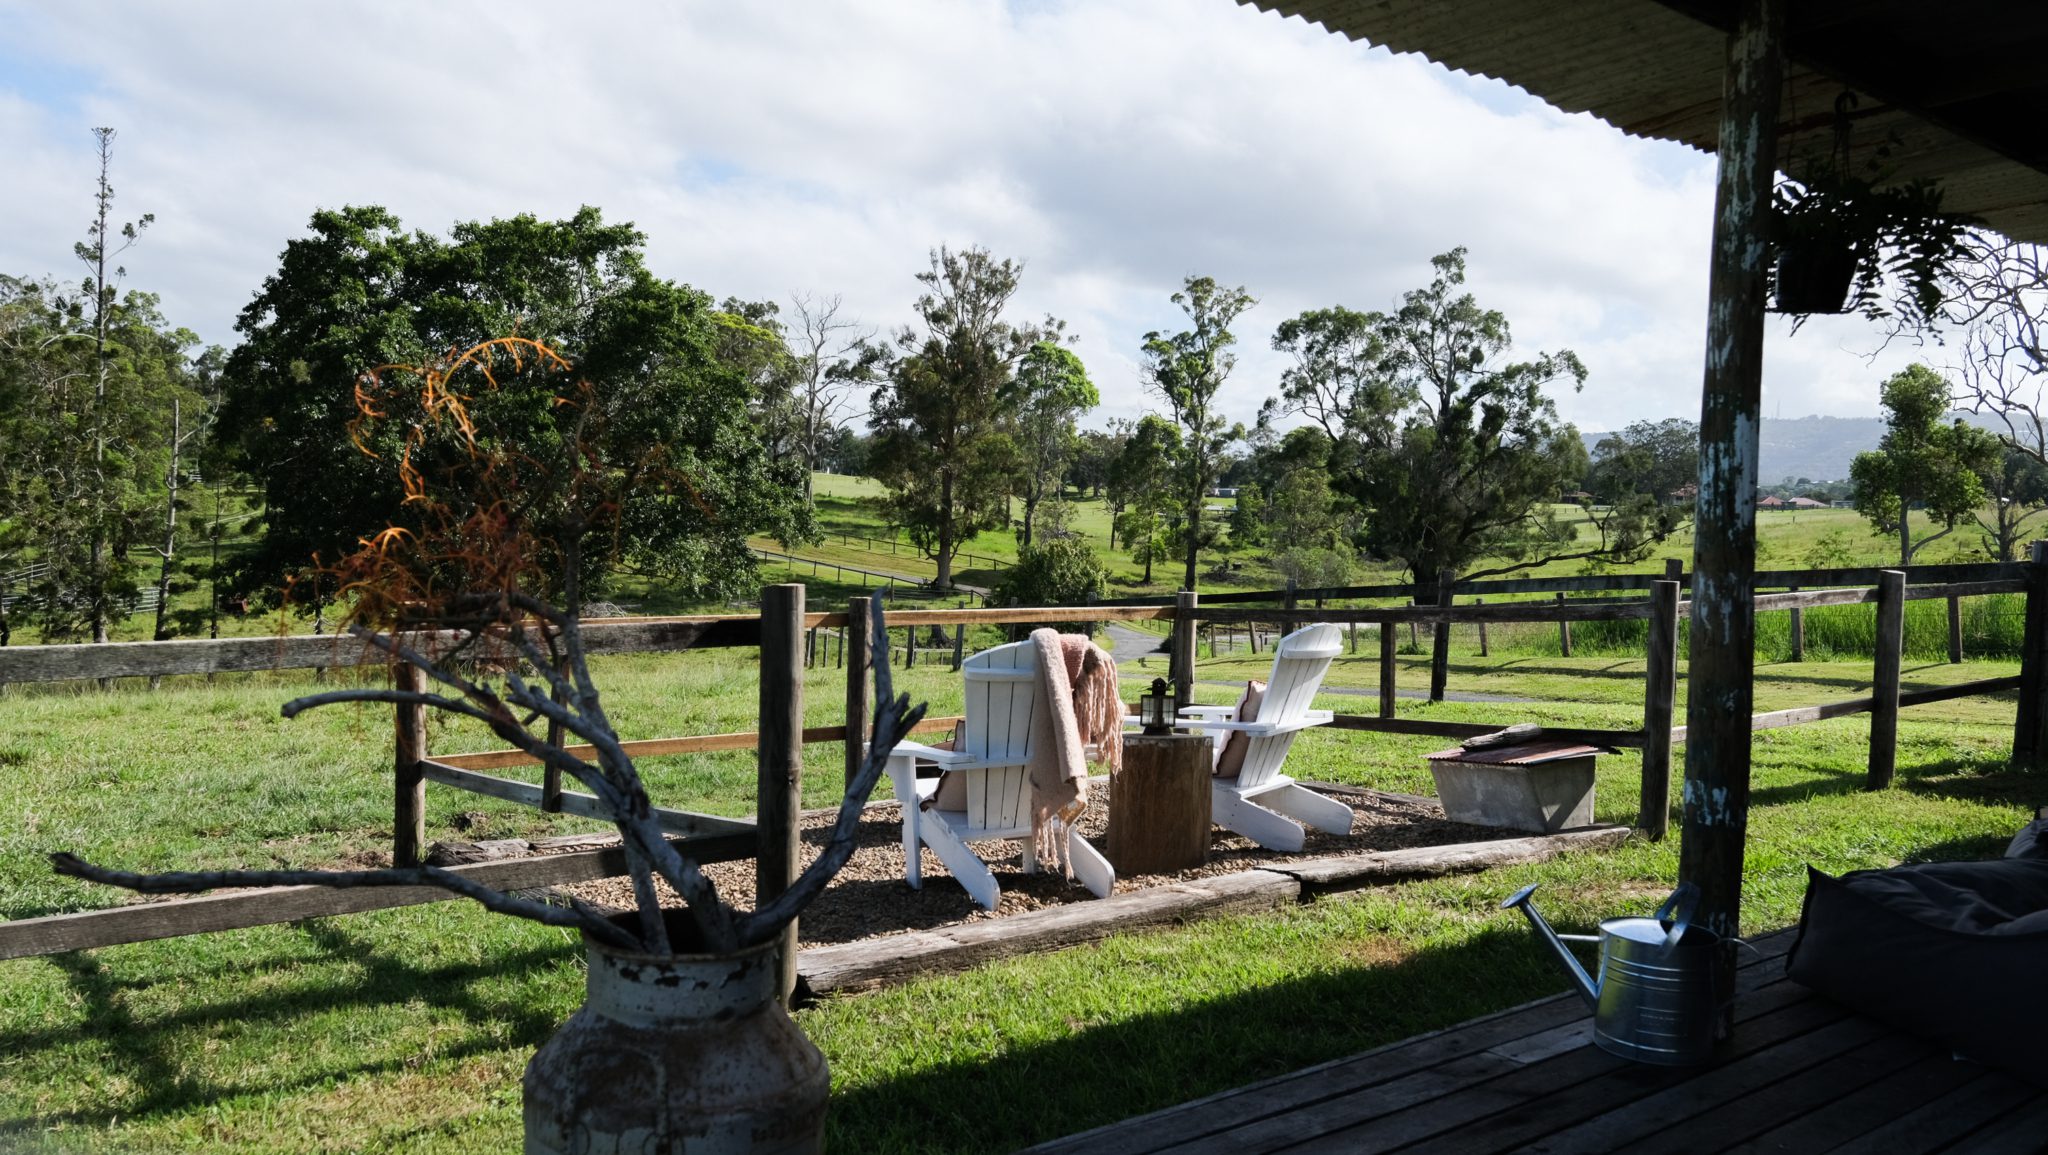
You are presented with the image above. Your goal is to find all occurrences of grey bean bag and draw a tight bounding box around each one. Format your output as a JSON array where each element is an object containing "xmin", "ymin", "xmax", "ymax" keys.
[{"xmin": 1785, "ymin": 818, "xmax": 2048, "ymax": 1086}]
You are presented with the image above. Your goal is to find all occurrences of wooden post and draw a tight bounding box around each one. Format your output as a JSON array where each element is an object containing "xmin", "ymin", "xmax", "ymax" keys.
[
  {"xmin": 904, "ymin": 625, "xmax": 915, "ymax": 668},
  {"xmin": 1679, "ymin": 0, "xmax": 1783, "ymax": 1036},
  {"xmin": 951, "ymin": 624, "xmax": 966, "ymax": 671},
  {"xmin": 1948, "ymin": 593, "xmax": 1963, "ymax": 664},
  {"xmin": 2016, "ymin": 543, "xmax": 2048, "ymax": 767},
  {"xmin": 806, "ymin": 626, "xmax": 818, "ymax": 669},
  {"xmin": 393, "ymin": 661, "xmax": 428, "ymax": 868},
  {"xmin": 757, "ymin": 583, "xmax": 804, "ymax": 1005},
  {"xmin": 1789, "ymin": 584, "xmax": 1805, "ymax": 662},
  {"xmin": 844, "ymin": 597, "xmax": 871, "ymax": 790},
  {"xmin": 1640, "ymin": 580, "xmax": 1680, "ymax": 839},
  {"xmin": 1867, "ymin": 570, "xmax": 1906, "ymax": 790},
  {"xmin": 1409, "ymin": 620, "xmax": 1418, "ymax": 650},
  {"xmin": 1348, "ymin": 622, "xmax": 1358, "ymax": 655},
  {"xmin": 1557, "ymin": 592, "xmax": 1573, "ymax": 657},
  {"xmin": 836, "ymin": 625, "xmax": 846, "ymax": 670},
  {"xmin": 1172, "ymin": 590, "xmax": 1199, "ymax": 712},
  {"xmin": 1665, "ymin": 557, "xmax": 1684, "ymax": 584},
  {"xmin": 1283, "ymin": 577, "xmax": 1299, "ymax": 613},
  {"xmin": 1379, "ymin": 622, "xmax": 1397, "ymax": 719},
  {"xmin": 1105, "ymin": 733, "xmax": 1213, "ymax": 875},
  {"xmin": 1476, "ymin": 598, "xmax": 1489, "ymax": 657},
  {"xmin": 1429, "ymin": 568, "xmax": 1453, "ymax": 702}
]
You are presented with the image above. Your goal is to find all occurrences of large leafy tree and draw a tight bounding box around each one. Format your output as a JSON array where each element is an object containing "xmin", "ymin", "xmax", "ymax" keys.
[
  {"xmin": 1006, "ymin": 340, "xmax": 1098, "ymax": 549},
  {"xmin": 1850, "ymin": 363, "xmax": 1998, "ymax": 565},
  {"xmin": 1586, "ymin": 419, "xmax": 1698, "ymax": 507},
  {"xmin": 1142, "ymin": 276, "xmax": 1253, "ymax": 590},
  {"xmin": 1289, "ymin": 248, "xmax": 1619, "ymax": 585},
  {"xmin": 868, "ymin": 246, "xmax": 1051, "ymax": 591},
  {"xmin": 216, "ymin": 205, "xmax": 809, "ymax": 611},
  {"xmin": 1976, "ymin": 445, "xmax": 2048, "ymax": 562}
]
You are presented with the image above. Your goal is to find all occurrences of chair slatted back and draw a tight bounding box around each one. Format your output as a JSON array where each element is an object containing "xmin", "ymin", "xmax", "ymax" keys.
[
  {"xmin": 1238, "ymin": 623, "xmax": 1342, "ymax": 789},
  {"xmin": 959, "ymin": 640, "xmax": 1041, "ymax": 831}
]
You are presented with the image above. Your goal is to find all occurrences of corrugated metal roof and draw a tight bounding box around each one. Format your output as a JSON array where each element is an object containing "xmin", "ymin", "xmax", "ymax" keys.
[{"xmin": 1243, "ymin": 0, "xmax": 2048, "ymax": 244}]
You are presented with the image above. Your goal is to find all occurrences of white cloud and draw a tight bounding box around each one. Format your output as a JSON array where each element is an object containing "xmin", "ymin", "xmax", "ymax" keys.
[{"xmin": 0, "ymin": 0, "xmax": 1926, "ymax": 438}]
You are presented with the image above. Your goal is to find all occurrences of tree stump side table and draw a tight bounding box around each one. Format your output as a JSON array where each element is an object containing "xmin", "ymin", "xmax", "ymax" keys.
[{"xmin": 1105, "ymin": 733, "xmax": 1213, "ymax": 875}]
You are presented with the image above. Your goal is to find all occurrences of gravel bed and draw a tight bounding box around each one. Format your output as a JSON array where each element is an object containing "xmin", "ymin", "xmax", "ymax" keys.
[{"xmin": 563, "ymin": 788, "xmax": 1509, "ymax": 947}]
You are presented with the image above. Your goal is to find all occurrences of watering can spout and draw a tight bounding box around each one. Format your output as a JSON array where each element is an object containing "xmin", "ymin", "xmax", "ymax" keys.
[{"xmin": 1500, "ymin": 883, "xmax": 1599, "ymax": 1011}]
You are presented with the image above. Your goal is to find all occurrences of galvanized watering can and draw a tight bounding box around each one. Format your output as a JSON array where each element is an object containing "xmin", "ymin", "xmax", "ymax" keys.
[{"xmin": 1501, "ymin": 882, "xmax": 1718, "ymax": 1067}]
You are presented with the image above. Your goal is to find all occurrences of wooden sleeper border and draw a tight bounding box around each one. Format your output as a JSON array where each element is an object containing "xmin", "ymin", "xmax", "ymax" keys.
[{"xmin": 795, "ymin": 824, "xmax": 1630, "ymax": 999}]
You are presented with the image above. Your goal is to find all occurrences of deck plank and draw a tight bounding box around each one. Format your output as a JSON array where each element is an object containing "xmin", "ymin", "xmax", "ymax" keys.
[
  {"xmin": 1721, "ymin": 1050, "xmax": 1988, "ymax": 1154},
  {"xmin": 1645, "ymin": 1032, "xmax": 1934, "ymax": 1154},
  {"xmin": 1824, "ymin": 1072, "xmax": 2044, "ymax": 1154},
  {"xmin": 1025, "ymin": 933, "xmax": 1797, "ymax": 1155},
  {"xmin": 1939, "ymin": 1094, "xmax": 2048, "ymax": 1154}
]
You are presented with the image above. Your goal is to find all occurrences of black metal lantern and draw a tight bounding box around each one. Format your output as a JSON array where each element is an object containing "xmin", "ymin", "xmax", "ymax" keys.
[{"xmin": 1139, "ymin": 677, "xmax": 1173, "ymax": 736}]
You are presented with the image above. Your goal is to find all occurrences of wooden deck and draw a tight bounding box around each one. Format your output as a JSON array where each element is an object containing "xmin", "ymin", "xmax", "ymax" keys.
[{"xmin": 1026, "ymin": 930, "xmax": 2047, "ymax": 1154}]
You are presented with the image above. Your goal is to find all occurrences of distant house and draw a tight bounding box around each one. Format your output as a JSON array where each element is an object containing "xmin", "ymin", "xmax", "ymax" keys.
[
  {"xmin": 1758, "ymin": 495, "xmax": 1787, "ymax": 509},
  {"xmin": 1786, "ymin": 497, "xmax": 1827, "ymax": 509},
  {"xmin": 1669, "ymin": 483, "xmax": 1698, "ymax": 503},
  {"xmin": 1563, "ymin": 490, "xmax": 1594, "ymax": 506},
  {"xmin": 1831, "ymin": 500, "xmax": 1855, "ymax": 509},
  {"xmin": 1210, "ymin": 487, "xmax": 1239, "ymax": 498}
]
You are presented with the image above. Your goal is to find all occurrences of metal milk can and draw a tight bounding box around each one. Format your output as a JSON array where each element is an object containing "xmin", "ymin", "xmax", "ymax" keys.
[{"xmin": 1501, "ymin": 881, "xmax": 1719, "ymax": 1066}]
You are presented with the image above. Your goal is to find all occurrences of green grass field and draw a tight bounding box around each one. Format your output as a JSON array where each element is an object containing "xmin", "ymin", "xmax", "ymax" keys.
[{"xmin": 2, "ymin": 631, "xmax": 2040, "ymax": 1152}]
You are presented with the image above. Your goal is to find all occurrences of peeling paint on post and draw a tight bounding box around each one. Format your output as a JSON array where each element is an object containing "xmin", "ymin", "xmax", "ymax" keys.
[{"xmin": 1678, "ymin": 0, "xmax": 1783, "ymax": 1039}]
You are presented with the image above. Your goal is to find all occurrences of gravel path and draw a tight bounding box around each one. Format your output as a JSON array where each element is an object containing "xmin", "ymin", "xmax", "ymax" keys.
[{"xmin": 563, "ymin": 787, "xmax": 1507, "ymax": 948}]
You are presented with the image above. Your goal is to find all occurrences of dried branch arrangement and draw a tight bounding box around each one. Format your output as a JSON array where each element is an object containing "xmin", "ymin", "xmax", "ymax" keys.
[{"xmin": 52, "ymin": 591, "xmax": 923, "ymax": 954}]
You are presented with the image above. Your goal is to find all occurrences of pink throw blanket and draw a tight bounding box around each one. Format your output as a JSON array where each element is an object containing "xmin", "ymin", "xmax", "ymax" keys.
[{"xmin": 1028, "ymin": 630, "xmax": 1123, "ymax": 866}]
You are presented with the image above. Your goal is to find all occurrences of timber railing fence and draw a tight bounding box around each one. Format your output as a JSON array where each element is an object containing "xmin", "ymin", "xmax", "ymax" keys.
[{"xmin": 4, "ymin": 552, "xmax": 2046, "ymax": 962}]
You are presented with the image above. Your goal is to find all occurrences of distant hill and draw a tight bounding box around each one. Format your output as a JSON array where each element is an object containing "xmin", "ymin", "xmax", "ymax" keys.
[{"xmin": 1581, "ymin": 415, "xmax": 1893, "ymax": 484}]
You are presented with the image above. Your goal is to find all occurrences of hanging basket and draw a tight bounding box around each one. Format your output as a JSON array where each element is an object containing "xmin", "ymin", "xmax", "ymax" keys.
[{"xmin": 1772, "ymin": 243, "xmax": 1858, "ymax": 315}]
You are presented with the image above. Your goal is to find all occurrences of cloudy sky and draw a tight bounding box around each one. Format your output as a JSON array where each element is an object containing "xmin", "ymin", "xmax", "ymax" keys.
[{"xmin": 1, "ymin": 0, "xmax": 1928, "ymax": 434}]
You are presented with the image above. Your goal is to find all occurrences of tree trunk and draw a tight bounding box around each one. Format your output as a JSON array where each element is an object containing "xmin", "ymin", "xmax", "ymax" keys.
[
  {"xmin": 1898, "ymin": 488, "xmax": 1913, "ymax": 566},
  {"xmin": 936, "ymin": 471, "xmax": 955, "ymax": 591},
  {"xmin": 1020, "ymin": 489, "xmax": 1036, "ymax": 550},
  {"xmin": 153, "ymin": 398, "xmax": 181, "ymax": 641},
  {"xmin": 1183, "ymin": 489, "xmax": 1201, "ymax": 590}
]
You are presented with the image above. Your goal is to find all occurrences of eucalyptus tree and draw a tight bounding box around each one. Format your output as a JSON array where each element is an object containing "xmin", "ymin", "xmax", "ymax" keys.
[
  {"xmin": 1006, "ymin": 340, "xmax": 1098, "ymax": 549},
  {"xmin": 1141, "ymin": 276, "xmax": 1254, "ymax": 589},
  {"xmin": 1107, "ymin": 414, "xmax": 1181, "ymax": 584},
  {"xmin": 868, "ymin": 246, "xmax": 1054, "ymax": 591},
  {"xmin": 786, "ymin": 293, "xmax": 886, "ymax": 503}
]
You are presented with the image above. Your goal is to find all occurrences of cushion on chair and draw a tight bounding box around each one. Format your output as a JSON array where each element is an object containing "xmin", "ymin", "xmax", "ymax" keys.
[
  {"xmin": 926, "ymin": 723, "xmax": 969, "ymax": 811},
  {"xmin": 1214, "ymin": 680, "xmax": 1267, "ymax": 778},
  {"xmin": 1785, "ymin": 854, "xmax": 2048, "ymax": 1086}
]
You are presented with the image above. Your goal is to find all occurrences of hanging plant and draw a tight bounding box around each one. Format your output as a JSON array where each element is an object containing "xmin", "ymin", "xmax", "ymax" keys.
[{"xmin": 1770, "ymin": 93, "xmax": 1979, "ymax": 325}]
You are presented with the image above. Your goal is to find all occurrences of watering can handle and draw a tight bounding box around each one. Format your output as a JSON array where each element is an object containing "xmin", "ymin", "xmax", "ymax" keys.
[{"xmin": 1656, "ymin": 882, "xmax": 1700, "ymax": 950}]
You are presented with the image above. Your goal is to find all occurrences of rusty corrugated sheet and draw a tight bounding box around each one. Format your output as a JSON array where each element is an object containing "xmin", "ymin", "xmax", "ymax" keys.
[
  {"xmin": 1425, "ymin": 740, "xmax": 1611, "ymax": 765},
  {"xmin": 1242, "ymin": 0, "xmax": 2048, "ymax": 243}
]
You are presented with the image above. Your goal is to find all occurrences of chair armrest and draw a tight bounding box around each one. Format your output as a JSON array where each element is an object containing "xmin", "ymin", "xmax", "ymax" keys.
[
  {"xmin": 1178, "ymin": 705, "xmax": 1240, "ymax": 719},
  {"xmin": 1178, "ymin": 710, "xmax": 1334, "ymax": 737},
  {"xmin": 888, "ymin": 741, "xmax": 980, "ymax": 766}
]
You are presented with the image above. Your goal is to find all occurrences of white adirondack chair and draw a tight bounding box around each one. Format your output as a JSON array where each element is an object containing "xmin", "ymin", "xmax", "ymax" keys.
[
  {"xmin": 885, "ymin": 640, "xmax": 1116, "ymax": 910},
  {"xmin": 1176, "ymin": 622, "xmax": 1353, "ymax": 851}
]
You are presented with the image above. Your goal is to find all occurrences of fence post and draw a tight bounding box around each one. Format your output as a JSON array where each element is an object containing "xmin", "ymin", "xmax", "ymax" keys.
[
  {"xmin": 904, "ymin": 625, "xmax": 915, "ymax": 668},
  {"xmin": 1557, "ymin": 591, "xmax": 1573, "ymax": 658},
  {"xmin": 1867, "ymin": 570, "xmax": 1905, "ymax": 790},
  {"xmin": 1172, "ymin": 589, "xmax": 1199, "ymax": 712},
  {"xmin": 2016, "ymin": 542, "xmax": 2048, "ymax": 767},
  {"xmin": 542, "ymin": 657, "xmax": 567, "ymax": 813},
  {"xmin": 1640, "ymin": 580, "xmax": 1680, "ymax": 838},
  {"xmin": 1789, "ymin": 584, "xmax": 1805, "ymax": 662},
  {"xmin": 1665, "ymin": 556, "xmax": 1684, "ymax": 584},
  {"xmin": 1348, "ymin": 622, "xmax": 1358, "ymax": 654},
  {"xmin": 844, "ymin": 597, "xmax": 871, "ymax": 790},
  {"xmin": 1476, "ymin": 598, "xmax": 1489, "ymax": 657},
  {"xmin": 1947, "ymin": 593, "xmax": 1963, "ymax": 664},
  {"xmin": 757, "ymin": 583, "xmax": 804, "ymax": 1006},
  {"xmin": 806, "ymin": 626, "xmax": 817, "ymax": 669},
  {"xmin": 1379, "ymin": 621, "xmax": 1397, "ymax": 719},
  {"xmin": 951, "ymin": 624, "xmax": 965, "ymax": 671},
  {"xmin": 1429, "ymin": 568, "xmax": 1453, "ymax": 702},
  {"xmin": 1284, "ymin": 578, "xmax": 1298, "ymax": 614},
  {"xmin": 393, "ymin": 661, "xmax": 427, "ymax": 868}
]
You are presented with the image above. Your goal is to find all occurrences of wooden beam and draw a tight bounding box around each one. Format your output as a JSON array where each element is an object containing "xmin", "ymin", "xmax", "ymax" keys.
[
  {"xmin": 419, "ymin": 761, "xmax": 754, "ymax": 839},
  {"xmin": 1172, "ymin": 590, "xmax": 1198, "ymax": 713},
  {"xmin": 882, "ymin": 605, "xmax": 1176, "ymax": 627},
  {"xmin": 1323, "ymin": 714, "xmax": 1647, "ymax": 748},
  {"xmin": 430, "ymin": 716, "xmax": 959, "ymax": 772},
  {"xmin": 757, "ymin": 583, "xmax": 804, "ymax": 1005},
  {"xmin": 1680, "ymin": 0, "xmax": 1783, "ymax": 1033},
  {"xmin": 0, "ymin": 831, "xmax": 756, "ymax": 962},
  {"xmin": 1867, "ymin": 570, "xmax": 1906, "ymax": 789}
]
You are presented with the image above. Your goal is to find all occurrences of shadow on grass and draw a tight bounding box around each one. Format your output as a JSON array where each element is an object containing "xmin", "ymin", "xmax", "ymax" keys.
[
  {"xmin": 1745, "ymin": 752, "xmax": 2037, "ymax": 813},
  {"xmin": 822, "ymin": 923, "xmax": 1568, "ymax": 1155},
  {"xmin": 1, "ymin": 921, "xmax": 574, "ymax": 1135}
]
